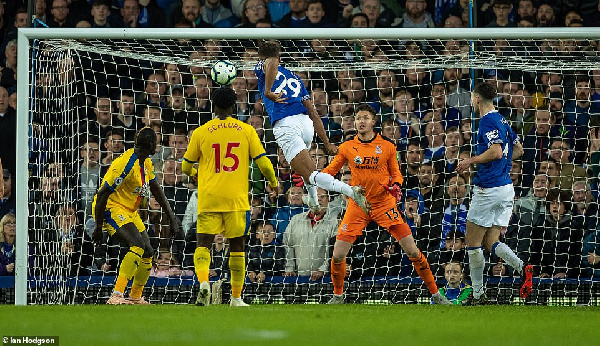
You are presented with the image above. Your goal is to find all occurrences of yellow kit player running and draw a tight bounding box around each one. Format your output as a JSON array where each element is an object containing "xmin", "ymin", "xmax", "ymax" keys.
[
  {"xmin": 93, "ymin": 127, "xmax": 180, "ymax": 305},
  {"xmin": 182, "ymin": 87, "xmax": 278, "ymax": 307}
]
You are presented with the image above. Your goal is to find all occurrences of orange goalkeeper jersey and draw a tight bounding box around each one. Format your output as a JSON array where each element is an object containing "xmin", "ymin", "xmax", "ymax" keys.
[{"xmin": 323, "ymin": 133, "xmax": 403, "ymax": 206}]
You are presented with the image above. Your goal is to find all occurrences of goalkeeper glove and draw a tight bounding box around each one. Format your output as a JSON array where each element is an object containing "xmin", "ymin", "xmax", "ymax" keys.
[
  {"xmin": 383, "ymin": 183, "xmax": 402, "ymax": 203},
  {"xmin": 292, "ymin": 172, "xmax": 305, "ymax": 187}
]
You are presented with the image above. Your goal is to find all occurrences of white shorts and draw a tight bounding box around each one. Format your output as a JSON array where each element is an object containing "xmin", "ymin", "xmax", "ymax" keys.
[
  {"xmin": 466, "ymin": 184, "xmax": 515, "ymax": 228},
  {"xmin": 272, "ymin": 113, "xmax": 314, "ymax": 164}
]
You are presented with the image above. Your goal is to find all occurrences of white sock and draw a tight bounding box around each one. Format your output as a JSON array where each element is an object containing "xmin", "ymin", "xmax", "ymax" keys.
[
  {"xmin": 309, "ymin": 171, "xmax": 353, "ymax": 197},
  {"xmin": 467, "ymin": 247, "xmax": 485, "ymax": 299},
  {"xmin": 306, "ymin": 183, "xmax": 319, "ymax": 206},
  {"xmin": 492, "ymin": 242, "xmax": 524, "ymax": 275}
]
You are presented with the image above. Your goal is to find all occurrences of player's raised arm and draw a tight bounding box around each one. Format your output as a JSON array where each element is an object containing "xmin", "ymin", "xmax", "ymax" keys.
[{"xmin": 387, "ymin": 147, "xmax": 404, "ymax": 187}]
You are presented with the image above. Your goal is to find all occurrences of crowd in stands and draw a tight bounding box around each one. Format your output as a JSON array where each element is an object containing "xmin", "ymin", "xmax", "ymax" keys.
[{"xmin": 1, "ymin": 0, "xmax": 600, "ymax": 285}]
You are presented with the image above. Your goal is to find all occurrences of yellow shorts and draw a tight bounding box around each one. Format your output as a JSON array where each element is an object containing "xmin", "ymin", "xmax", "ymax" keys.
[
  {"xmin": 98, "ymin": 207, "xmax": 145, "ymax": 236},
  {"xmin": 197, "ymin": 211, "xmax": 248, "ymax": 239}
]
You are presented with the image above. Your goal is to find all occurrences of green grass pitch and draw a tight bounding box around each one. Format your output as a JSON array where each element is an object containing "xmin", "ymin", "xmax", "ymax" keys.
[{"xmin": 3, "ymin": 304, "xmax": 600, "ymax": 345}]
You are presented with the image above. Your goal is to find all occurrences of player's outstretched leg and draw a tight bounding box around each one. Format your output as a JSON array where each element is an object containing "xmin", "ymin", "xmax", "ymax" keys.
[
  {"xmin": 391, "ymin": 224, "xmax": 451, "ymax": 305},
  {"xmin": 485, "ymin": 228, "xmax": 533, "ymax": 299},
  {"xmin": 129, "ymin": 232, "xmax": 153, "ymax": 305}
]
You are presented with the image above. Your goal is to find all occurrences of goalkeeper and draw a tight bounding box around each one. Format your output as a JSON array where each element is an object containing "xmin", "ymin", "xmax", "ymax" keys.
[
  {"xmin": 92, "ymin": 127, "xmax": 181, "ymax": 305},
  {"xmin": 182, "ymin": 87, "xmax": 278, "ymax": 307},
  {"xmin": 302, "ymin": 104, "xmax": 450, "ymax": 304}
]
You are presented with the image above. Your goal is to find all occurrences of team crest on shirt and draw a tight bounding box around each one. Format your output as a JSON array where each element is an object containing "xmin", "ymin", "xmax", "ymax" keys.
[
  {"xmin": 375, "ymin": 145, "xmax": 382, "ymax": 154},
  {"xmin": 118, "ymin": 214, "xmax": 125, "ymax": 221},
  {"xmin": 114, "ymin": 177, "xmax": 123, "ymax": 186},
  {"xmin": 354, "ymin": 156, "xmax": 363, "ymax": 164},
  {"xmin": 341, "ymin": 224, "xmax": 348, "ymax": 232}
]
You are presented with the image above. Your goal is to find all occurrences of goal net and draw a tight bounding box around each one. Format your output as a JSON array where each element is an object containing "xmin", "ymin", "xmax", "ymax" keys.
[{"xmin": 13, "ymin": 28, "xmax": 600, "ymax": 305}]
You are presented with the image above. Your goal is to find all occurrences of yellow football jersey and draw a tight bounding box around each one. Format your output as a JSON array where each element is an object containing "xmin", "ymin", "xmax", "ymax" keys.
[
  {"xmin": 184, "ymin": 117, "xmax": 266, "ymax": 212},
  {"xmin": 94, "ymin": 148, "xmax": 156, "ymax": 212}
]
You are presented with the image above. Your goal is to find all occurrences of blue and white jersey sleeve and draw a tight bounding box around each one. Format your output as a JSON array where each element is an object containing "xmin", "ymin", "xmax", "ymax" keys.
[{"xmin": 479, "ymin": 116, "xmax": 506, "ymax": 149}]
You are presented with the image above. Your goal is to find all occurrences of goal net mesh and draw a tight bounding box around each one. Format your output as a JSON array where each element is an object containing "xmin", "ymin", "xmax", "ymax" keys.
[{"xmin": 22, "ymin": 34, "xmax": 600, "ymax": 305}]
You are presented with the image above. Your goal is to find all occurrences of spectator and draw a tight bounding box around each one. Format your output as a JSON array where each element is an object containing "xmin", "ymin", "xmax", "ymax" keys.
[
  {"xmin": 548, "ymin": 138, "xmax": 588, "ymax": 191},
  {"xmin": 209, "ymin": 233, "xmax": 229, "ymax": 280},
  {"xmin": 439, "ymin": 174, "xmax": 469, "ymax": 249},
  {"xmin": 588, "ymin": 126, "xmax": 600, "ymax": 179},
  {"xmin": 348, "ymin": 11, "xmax": 369, "ymax": 28},
  {"xmin": 393, "ymin": 0, "xmax": 434, "ymax": 28},
  {"xmin": 538, "ymin": 158, "xmax": 560, "ymax": 191},
  {"xmin": 83, "ymin": 96, "xmax": 113, "ymax": 153},
  {"xmin": 160, "ymin": 158, "xmax": 190, "ymax": 221},
  {"xmin": 48, "ymin": 0, "xmax": 74, "ymax": 28},
  {"xmin": 485, "ymin": 0, "xmax": 514, "ymax": 28},
  {"xmin": 536, "ymin": 3, "xmax": 555, "ymax": 27},
  {"xmin": 77, "ymin": 138, "xmax": 101, "ymax": 218},
  {"xmin": 113, "ymin": 90, "xmax": 138, "ymax": 146},
  {"xmin": 417, "ymin": 161, "xmax": 442, "ymax": 211},
  {"xmin": 517, "ymin": 0, "xmax": 536, "ymax": 21},
  {"xmin": 53, "ymin": 204, "xmax": 93, "ymax": 276},
  {"xmin": 521, "ymin": 109, "xmax": 555, "ymax": 188},
  {"xmin": 190, "ymin": 74, "xmax": 212, "ymax": 121},
  {"xmin": 0, "ymin": 169, "xmax": 14, "ymax": 224},
  {"xmin": 172, "ymin": 0, "xmax": 212, "ymax": 27},
  {"xmin": 35, "ymin": 0, "xmax": 48, "ymax": 23},
  {"xmin": 0, "ymin": 212, "xmax": 15, "ymax": 276},
  {"xmin": 201, "ymin": 0, "xmax": 238, "ymax": 27},
  {"xmin": 391, "ymin": 90, "xmax": 421, "ymax": 149},
  {"xmin": 271, "ymin": 186, "xmax": 307, "ymax": 243},
  {"xmin": 420, "ymin": 82, "xmax": 462, "ymax": 130},
  {"xmin": 538, "ymin": 189, "xmax": 583, "ymax": 278},
  {"xmin": 582, "ymin": 229, "xmax": 600, "ymax": 278},
  {"xmin": 443, "ymin": 68, "xmax": 471, "ymax": 119},
  {"xmin": 510, "ymin": 160, "xmax": 526, "ymax": 198},
  {"xmin": 309, "ymin": 145, "xmax": 328, "ymax": 171},
  {"xmin": 303, "ymin": 0, "xmax": 334, "ymax": 27},
  {"xmin": 424, "ymin": 121, "xmax": 445, "ymax": 162},
  {"xmin": 369, "ymin": 69, "xmax": 398, "ymax": 120},
  {"xmin": 564, "ymin": 76, "xmax": 600, "ymax": 129},
  {"xmin": 564, "ymin": 10, "xmax": 583, "ymax": 27},
  {"xmin": 514, "ymin": 173, "xmax": 550, "ymax": 216},
  {"xmin": 329, "ymin": 93, "xmax": 350, "ymax": 126},
  {"xmin": 432, "ymin": 261, "xmax": 472, "ymax": 305},
  {"xmin": 356, "ymin": 0, "xmax": 394, "ymax": 28},
  {"xmin": 90, "ymin": 0, "xmax": 114, "ymax": 28},
  {"xmin": 509, "ymin": 88, "xmax": 535, "ymax": 135},
  {"xmin": 119, "ymin": 0, "xmax": 141, "ymax": 28},
  {"xmin": 0, "ymin": 86, "xmax": 15, "ymax": 173},
  {"xmin": 434, "ymin": 126, "xmax": 462, "ymax": 187},
  {"xmin": 283, "ymin": 188, "xmax": 337, "ymax": 280},
  {"xmin": 247, "ymin": 222, "xmax": 285, "ymax": 282},
  {"xmin": 443, "ymin": 14, "xmax": 463, "ymax": 28},
  {"xmin": 276, "ymin": 0, "xmax": 309, "ymax": 27},
  {"xmin": 237, "ymin": 0, "xmax": 271, "ymax": 28},
  {"xmin": 150, "ymin": 249, "xmax": 192, "ymax": 277},
  {"xmin": 138, "ymin": 72, "xmax": 167, "ymax": 106},
  {"xmin": 101, "ymin": 129, "xmax": 125, "ymax": 167},
  {"xmin": 402, "ymin": 140, "xmax": 424, "ymax": 189},
  {"xmin": 571, "ymin": 180, "xmax": 599, "ymax": 233},
  {"xmin": 431, "ymin": 230, "xmax": 467, "ymax": 276},
  {"xmin": 166, "ymin": 128, "xmax": 189, "ymax": 161},
  {"xmin": 141, "ymin": 105, "xmax": 163, "ymax": 130}
]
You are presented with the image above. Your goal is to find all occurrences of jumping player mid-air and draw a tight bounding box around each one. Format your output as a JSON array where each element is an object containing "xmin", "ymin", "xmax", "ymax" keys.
[{"xmin": 255, "ymin": 40, "xmax": 370, "ymax": 214}]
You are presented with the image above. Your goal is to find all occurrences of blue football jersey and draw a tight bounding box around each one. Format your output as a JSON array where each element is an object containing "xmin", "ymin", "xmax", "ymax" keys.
[
  {"xmin": 473, "ymin": 110, "xmax": 518, "ymax": 188},
  {"xmin": 255, "ymin": 60, "xmax": 311, "ymax": 126}
]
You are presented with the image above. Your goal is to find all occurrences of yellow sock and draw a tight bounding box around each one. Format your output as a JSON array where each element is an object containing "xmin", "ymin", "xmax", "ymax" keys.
[
  {"xmin": 130, "ymin": 257, "xmax": 153, "ymax": 299},
  {"xmin": 229, "ymin": 252, "xmax": 245, "ymax": 299},
  {"xmin": 194, "ymin": 247, "xmax": 211, "ymax": 283},
  {"xmin": 114, "ymin": 246, "xmax": 143, "ymax": 294}
]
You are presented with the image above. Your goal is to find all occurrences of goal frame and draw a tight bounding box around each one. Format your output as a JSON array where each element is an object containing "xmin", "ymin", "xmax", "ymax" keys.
[{"xmin": 15, "ymin": 27, "xmax": 600, "ymax": 305}]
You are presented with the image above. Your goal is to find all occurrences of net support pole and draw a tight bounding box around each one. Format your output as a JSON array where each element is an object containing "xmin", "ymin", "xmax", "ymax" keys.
[{"xmin": 15, "ymin": 29, "xmax": 31, "ymax": 306}]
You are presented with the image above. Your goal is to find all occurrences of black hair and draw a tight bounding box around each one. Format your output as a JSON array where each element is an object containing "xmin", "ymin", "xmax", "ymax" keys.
[
  {"xmin": 258, "ymin": 40, "xmax": 281, "ymax": 59},
  {"xmin": 473, "ymin": 82, "xmax": 496, "ymax": 102},
  {"xmin": 211, "ymin": 87, "xmax": 237, "ymax": 110},
  {"xmin": 135, "ymin": 127, "xmax": 157, "ymax": 150}
]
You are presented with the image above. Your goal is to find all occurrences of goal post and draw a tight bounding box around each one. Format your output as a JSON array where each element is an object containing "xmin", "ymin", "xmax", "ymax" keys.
[{"xmin": 15, "ymin": 27, "xmax": 600, "ymax": 306}]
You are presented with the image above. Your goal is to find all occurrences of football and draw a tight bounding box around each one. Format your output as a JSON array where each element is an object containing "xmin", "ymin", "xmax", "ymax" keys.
[{"xmin": 210, "ymin": 60, "xmax": 237, "ymax": 86}]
